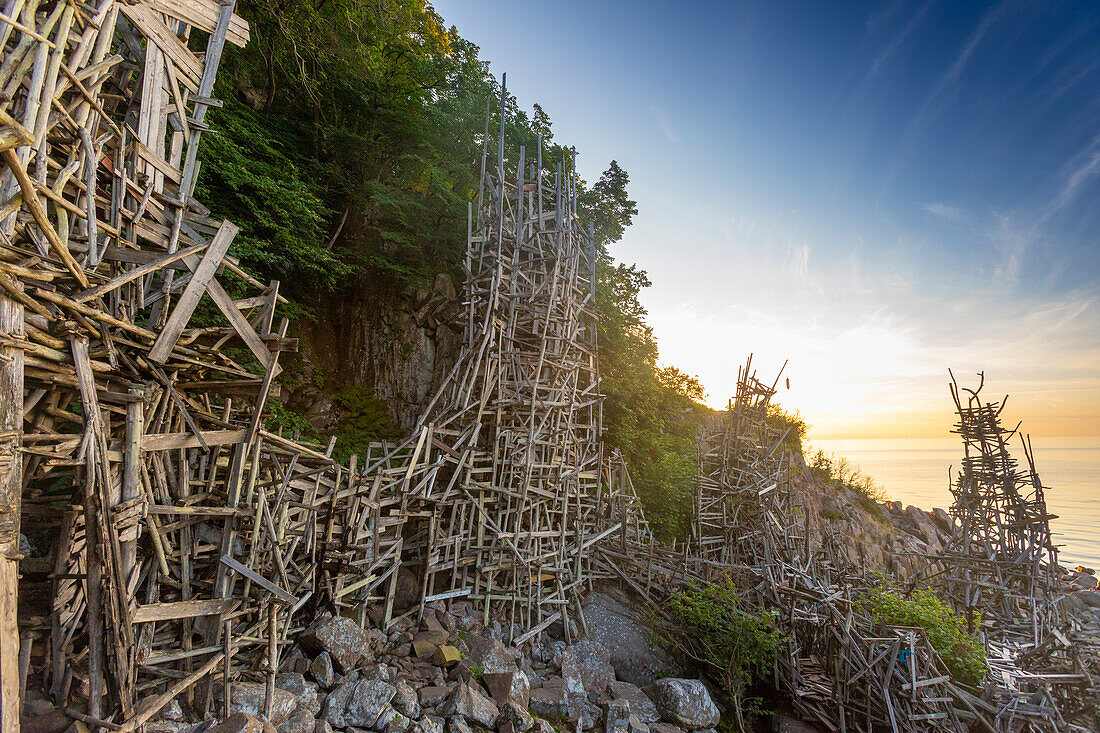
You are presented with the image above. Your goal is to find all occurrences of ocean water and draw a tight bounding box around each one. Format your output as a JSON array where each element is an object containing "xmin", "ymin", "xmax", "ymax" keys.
[{"xmin": 810, "ymin": 437, "xmax": 1100, "ymax": 570}]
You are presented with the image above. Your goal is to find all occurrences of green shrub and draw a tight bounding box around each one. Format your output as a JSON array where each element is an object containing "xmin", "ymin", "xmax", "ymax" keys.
[
  {"xmin": 665, "ymin": 578, "xmax": 785, "ymax": 730},
  {"xmin": 332, "ymin": 386, "xmax": 402, "ymax": 461},
  {"xmin": 820, "ymin": 508, "xmax": 845, "ymax": 521},
  {"xmin": 809, "ymin": 450, "xmax": 887, "ymax": 521},
  {"xmin": 858, "ymin": 582, "xmax": 988, "ymax": 686}
]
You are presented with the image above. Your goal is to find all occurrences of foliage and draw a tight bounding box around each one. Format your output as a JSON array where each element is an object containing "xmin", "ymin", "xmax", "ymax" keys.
[
  {"xmin": 766, "ymin": 403, "xmax": 807, "ymax": 454},
  {"xmin": 809, "ymin": 449, "xmax": 887, "ymax": 520},
  {"xmin": 820, "ymin": 508, "xmax": 846, "ymax": 521},
  {"xmin": 665, "ymin": 578, "xmax": 785, "ymax": 730},
  {"xmin": 858, "ymin": 582, "xmax": 988, "ymax": 686},
  {"xmin": 199, "ymin": 0, "xmax": 711, "ymax": 538},
  {"xmin": 332, "ymin": 386, "xmax": 402, "ymax": 461}
]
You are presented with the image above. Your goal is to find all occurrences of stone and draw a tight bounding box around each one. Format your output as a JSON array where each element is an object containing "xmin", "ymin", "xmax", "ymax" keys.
[
  {"xmin": 277, "ymin": 708, "xmax": 317, "ymax": 733},
  {"xmin": 772, "ymin": 712, "xmax": 829, "ymax": 733},
  {"xmin": 158, "ymin": 699, "xmax": 185, "ymax": 722},
  {"xmin": 414, "ymin": 639, "xmax": 440, "ymax": 660},
  {"xmin": 481, "ymin": 670, "xmax": 531, "ymax": 708},
  {"xmin": 534, "ymin": 721, "xmax": 555, "ymax": 733},
  {"xmin": 609, "ymin": 682, "xmax": 658, "ymax": 724},
  {"xmin": 375, "ymin": 706, "xmax": 412, "ymax": 733},
  {"xmin": 433, "ymin": 646, "xmax": 462, "ymax": 667},
  {"xmin": 581, "ymin": 592, "xmax": 680, "ymax": 687},
  {"xmin": 440, "ymin": 682, "xmax": 499, "ymax": 728},
  {"xmin": 323, "ymin": 680, "xmax": 358, "ymax": 728},
  {"xmin": 528, "ymin": 678, "xmax": 588, "ymax": 723},
  {"xmin": 418, "ymin": 685, "xmax": 454, "ymax": 708},
  {"xmin": 447, "ymin": 718, "xmax": 473, "ymax": 733},
  {"xmin": 302, "ymin": 616, "xmax": 373, "ymax": 674},
  {"xmin": 413, "ymin": 717, "xmax": 446, "ymax": 733},
  {"xmin": 311, "ymin": 652, "xmax": 337, "ymax": 689},
  {"xmin": 206, "ymin": 713, "xmax": 277, "ymax": 733},
  {"xmin": 497, "ymin": 701, "xmax": 534, "ymax": 732},
  {"xmin": 276, "ymin": 673, "xmax": 322, "ymax": 716},
  {"xmin": 393, "ymin": 679, "xmax": 421, "ymax": 719},
  {"xmin": 465, "ymin": 634, "xmax": 520, "ymax": 674},
  {"xmin": 931, "ymin": 508, "xmax": 954, "ymax": 534},
  {"xmin": 646, "ymin": 680, "xmax": 719, "ymax": 730},
  {"xmin": 344, "ymin": 680, "xmax": 398, "ymax": 728},
  {"xmin": 627, "ymin": 715, "xmax": 649, "ymax": 733},
  {"xmin": 363, "ymin": 664, "xmax": 397, "ymax": 682},
  {"xmin": 314, "ymin": 723, "xmax": 334, "ymax": 733},
  {"xmin": 1079, "ymin": 590, "xmax": 1100, "ymax": 608},
  {"xmin": 603, "ymin": 699, "xmax": 631, "ymax": 733},
  {"xmin": 215, "ymin": 681, "xmax": 298, "ymax": 725},
  {"xmin": 648, "ymin": 724, "xmax": 685, "ymax": 733}
]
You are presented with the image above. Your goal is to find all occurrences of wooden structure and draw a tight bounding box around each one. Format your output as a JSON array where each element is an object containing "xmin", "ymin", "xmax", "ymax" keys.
[
  {"xmin": 351, "ymin": 79, "xmax": 606, "ymax": 642},
  {"xmin": 0, "ymin": 0, "xmax": 370, "ymax": 728}
]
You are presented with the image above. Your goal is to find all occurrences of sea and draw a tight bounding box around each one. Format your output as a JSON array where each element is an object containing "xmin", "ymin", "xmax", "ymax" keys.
[{"xmin": 809, "ymin": 437, "xmax": 1100, "ymax": 570}]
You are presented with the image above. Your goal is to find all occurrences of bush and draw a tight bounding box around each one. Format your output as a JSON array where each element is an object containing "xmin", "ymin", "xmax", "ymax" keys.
[
  {"xmin": 809, "ymin": 450, "xmax": 887, "ymax": 521},
  {"xmin": 665, "ymin": 578, "xmax": 785, "ymax": 730},
  {"xmin": 820, "ymin": 508, "xmax": 845, "ymax": 521},
  {"xmin": 858, "ymin": 582, "xmax": 988, "ymax": 686}
]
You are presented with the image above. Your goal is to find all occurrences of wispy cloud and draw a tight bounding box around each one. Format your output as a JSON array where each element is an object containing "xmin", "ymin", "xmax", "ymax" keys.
[
  {"xmin": 923, "ymin": 202, "xmax": 963, "ymax": 221},
  {"xmin": 870, "ymin": 0, "xmax": 935, "ymax": 75},
  {"xmin": 651, "ymin": 107, "xmax": 680, "ymax": 145}
]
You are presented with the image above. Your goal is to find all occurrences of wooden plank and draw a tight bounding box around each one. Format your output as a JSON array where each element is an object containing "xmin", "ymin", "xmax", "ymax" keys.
[
  {"xmin": 0, "ymin": 282, "xmax": 23, "ymax": 733},
  {"xmin": 219, "ymin": 554, "xmax": 297, "ymax": 605},
  {"xmin": 142, "ymin": 429, "xmax": 246, "ymax": 452},
  {"xmin": 149, "ymin": 221, "xmax": 237, "ymax": 363},
  {"xmin": 131, "ymin": 599, "xmax": 239, "ymax": 623}
]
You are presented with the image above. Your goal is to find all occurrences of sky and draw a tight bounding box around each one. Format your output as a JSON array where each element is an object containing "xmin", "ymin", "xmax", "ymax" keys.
[{"xmin": 432, "ymin": 0, "xmax": 1100, "ymax": 440}]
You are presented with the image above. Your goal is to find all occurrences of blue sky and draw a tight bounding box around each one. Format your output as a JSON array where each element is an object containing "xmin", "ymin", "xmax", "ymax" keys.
[{"xmin": 433, "ymin": 0, "xmax": 1100, "ymax": 438}]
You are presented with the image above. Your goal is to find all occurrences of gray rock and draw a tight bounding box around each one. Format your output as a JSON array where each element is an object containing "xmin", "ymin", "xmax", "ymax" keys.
[
  {"xmin": 481, "ymin": 670, "xmax": 531, "ymax": 709},
  {"xmin": 324, "ymin": 681, "xmax": 358, "ymax": 728},
  {"xmin": 1079, "ymin": 590, "xmax": 1100, "ymax": 608},
  {"xmin": 206, "ymin": 713, "xmax": 277, "ymax": 733},
  {"xmin": 465, "ymin": 634, "xmax": 520, "ymax": 674},
  {"xmin": 314, "ymin": 723, "xmax": 334, "ymax": 733},
  {"xmin": 418, "ymin": 685, "xmax": 453, "ymax": 708},
  {"xmin": 627, "ymin": 715, "xmax": 649, "ymax": 733},
  {"xmin": 440, "ymin": 682, "xmax": 499, "ymax": 728},
  {"xmin": 534, "ymin": 721, "xmax": 555, "ymax": 733},
  {"xmin": 311, "ymin": 653, "xmax": 337, "ymax": 689},
  {"xmin": 609, "ymin": 682, "xmax": 658, "ymax": 724},
  {"xmin": 156, "ymin": 699, "xmax": 185, "ymax": 722},
  {"xmin": 277, "ymin": 708, "xmax": 317, "ymax": 733},
  {"xmin": 582, "ymin": 593, "xmax": 680, "ymax": 687},
  {"xmin": 447, "ymin": 717, "xmax": 473, "ymax": 733},
  {"xmin": 393, "ymin": 680, "xmax": 421, "ymax": 719},
  {"xmin": 413, "ymin": 717, "xmax": 445, "ymax": 733},
  {"xmin": 646, "ymin": 680, "xmax": 719, "ymax": 730},
  {"xmin": 529, "ymin": 684, "xmax": 571, "ymax": 720},
  {"xmin": 302, "ymin": 617, "xmax": 373, "ymax": 674},
  {"xmin": 931, "ymin": 508, "xmax": 954, "ymax": 534},
  {"xmin": 648, "ymin": 724, "xmax": 685, "ymax": 733},
  {"xmin": 363, "ymin": 664, "xmax": 397, "ymax": 682},
  {"xmin": 561, "ymin": 641, "xmax": 615, "ymax": 699},
  {"xmin": 276, "ymin": 673, "xmax": 322, "ymax": 716},
  {"xmin": 215, "ymin": 681, "xmax": 298, "ymax": 725},
  {"xmin": 497, "ymin": 701, "xmax": 534, "ymax": 732},
  {"xmin": 604, "ymin": 699, "xmax": 630, "ymax": 733},
  {"xmin": 344, "ymin": 680, "xmax": 398, "ymax": 728},
  {"xmin": 375, "ymin": 706, "xmax": 412, "ymax": 733}
]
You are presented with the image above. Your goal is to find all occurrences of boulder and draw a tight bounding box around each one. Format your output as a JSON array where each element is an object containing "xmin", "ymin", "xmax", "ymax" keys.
[
  {"xmin": 528, "ymin": 683, "xmax": 572, "ymax": 720},
  {"xmin": 440, "ymin": 682, "xmax": 499, "ymax": 728},
  {"xmin": 1079, "ymin": 590, "xmax": 1100, "ymax": 609},
  {"xmin": 561, "ymin": 641, "xmax": 615, "ymax": 699},
  {"xmin": 323, "ymin": 680, "xmax": 357, "ymax": 728},
  {"xmin": 276, "ymin": 708, "xmax": 316, "ymax": 733},
  {"xmin": 465, "ymin": 634, "xmax": 520, "ymax": 674},
  {"xmin": 610, "ymin": 682, "xmax": 659, "ymax": 724},
  {"xmin": 533, "ymin": 721, "xmax": 555, "ymax": 733},
  {"xmin": 206, "ymin": 713, "xmax": 277, "ymax": 733},
  {"xmin": 310, "ymin": 653, "xmax": 336, "ymax": 689},
  {"xmin": 343, "ymin": 680, "xmax": 398, "ymax": 728},
  {"xmin": 481, "ymin": 669, "xmax": 531, "ymax": 708},
  {"xmin": 646, "ymin": 680, "xmax": 719, "ymax": 730},
  {"xmin": 498, "ymin": 701, "xmax": 535, "ymax": 732},
  {"xmin": 433, "ymin": 646, "xmax": 462, "ymax": 668},
  {"xmin": 215, "ymin": 681, "xmax": 298, "ymax": 725},
  {"xmin": 393, "ymin": 680, "xmax": 421, "ymax": 719},
  {"xmin": 276, "ymin": 673, "xmax": 322, "ymax": 716},
  {"xmin": 931, "ymin": 508, "xmax": 954, "ymax": 534},
  {"xmin": 301, "ymin": 617, "xmax": 373, "ymax": 674},
  {"xmin": 413, "ymin": 717, "xmax": 445, "ymax": 733},
  {"xmin": 447, "ymin": 718, "xmax": 473, "ymax": 733},
  {"xmin": 314, "ymin": 723, "xmax": 333, "ymax": 733},
  {"xmin": 627, "ymin": 715, "xmax": 649, "ymax": 733},
  {"xmin": 376, "ymin": 706, "xmax": 412, "ymax": 733},
  {"xmin": 648, "ymin": 724, "xmax": 685, "ymax": 733},
  {"xmin": 582, "ymin": 593, "xmax": 679, "ymax": 687},
  {"xmin": 604, "ymin": 699, "xmax": 631, "ymax": 733},
  {"xmin": 418, "ymin": 685, "xmax": 453, "ymax": 708}
]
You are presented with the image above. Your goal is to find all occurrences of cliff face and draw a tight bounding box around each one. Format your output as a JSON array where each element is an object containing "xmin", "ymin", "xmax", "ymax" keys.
[
  {"xmin": 788, "ymin": 456, "xmax": 955, "ymax": 579},
  {"xmin": 290, "ymin": 273, "xmax": 463, "ymax": 436}
]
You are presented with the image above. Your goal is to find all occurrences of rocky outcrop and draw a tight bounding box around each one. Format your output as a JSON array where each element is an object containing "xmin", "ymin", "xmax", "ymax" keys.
[{"xmin": 645, "ymin": 679, "xmax": 720, "ymax": 730}]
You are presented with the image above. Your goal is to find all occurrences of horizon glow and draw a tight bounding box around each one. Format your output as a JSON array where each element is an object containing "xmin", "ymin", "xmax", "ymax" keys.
[{"xmin": 432, "ymin": 0, "xmax": 1100, "ymax": 440}]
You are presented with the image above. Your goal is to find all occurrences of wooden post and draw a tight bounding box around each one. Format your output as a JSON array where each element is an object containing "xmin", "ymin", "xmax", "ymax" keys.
[{"xmin": 0, "ymin": 280, "xmax": 24, "ymax": 732}]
